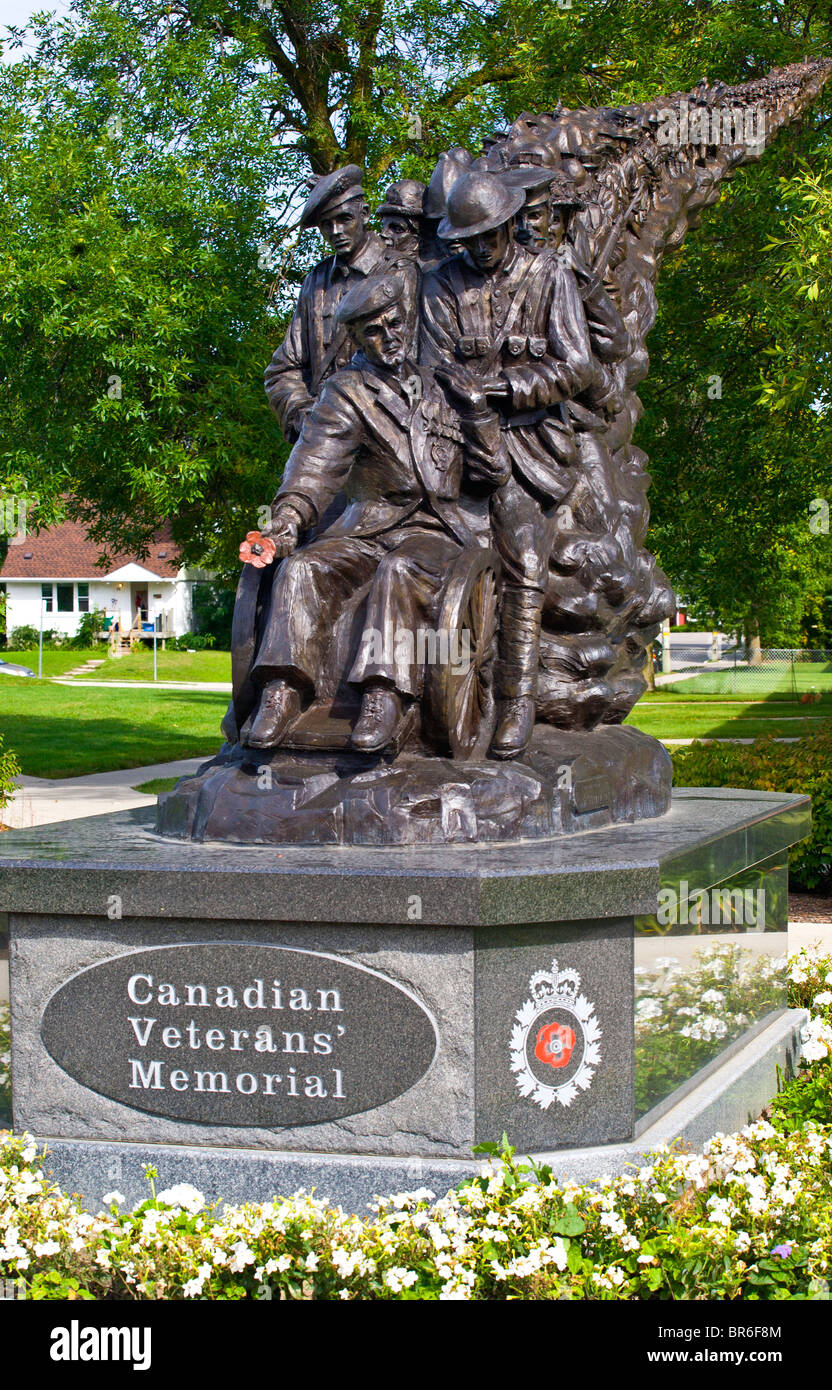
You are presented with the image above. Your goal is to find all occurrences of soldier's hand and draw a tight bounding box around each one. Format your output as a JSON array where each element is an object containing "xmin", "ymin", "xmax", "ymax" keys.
[
  {"xmin": 435, "ymin": 365, "xmax": 487, "ymax": 414},
  {"xmin": 263, "ymin": 504, "xmax": 302, "ymax": 557}
]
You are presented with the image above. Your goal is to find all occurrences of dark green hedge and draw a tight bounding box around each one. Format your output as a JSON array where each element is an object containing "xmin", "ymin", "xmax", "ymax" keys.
[{"xmin": 672, "ymin": 723, "xmax": 832, "ymax": 891}]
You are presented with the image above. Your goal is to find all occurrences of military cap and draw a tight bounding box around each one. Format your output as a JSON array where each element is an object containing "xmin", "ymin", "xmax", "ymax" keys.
[
  {"xmin": 437, "ymin": 171, "xmax": 525, "ymax": 241},
  {"xmin": 424, "ymin": 147, "xmax": 474, "ymax": 220},
  {"xmin": 334, "ymin": 272, "xmax": 404, "ymax": 329},
  {"xmin": 300, "ymin": 164, "xmax": 365, "ymax": 230},
  {"xmin": 377, "ymin": 179, "xmax": 427, "ymax": 220}
]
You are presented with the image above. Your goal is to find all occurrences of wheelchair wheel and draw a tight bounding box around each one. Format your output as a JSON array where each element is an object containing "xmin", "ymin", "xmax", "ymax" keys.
[{"xmin": 426, "ymin": 546, "xmax": 501, "ymax": 760}]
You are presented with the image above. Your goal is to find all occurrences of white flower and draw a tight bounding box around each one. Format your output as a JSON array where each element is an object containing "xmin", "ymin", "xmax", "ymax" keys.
[
  {"xmin": 304, "ymin": 1252, "xmax": 319, "ymax": 1272},
  {"xmin": 33, "ymin": 1239, "xmax": 61, "ymax": 1257},
  {"xmin": 102, "ymin": 1191, "xmax": 125, "ymax": 1207},
  {"xmin": 182, "ymin": 1263, "xmax": 211, "ymax": 1298},
  {"xmin": 636, "ymin": 997, "xmax": 663, "ymax": 1020},
  {"xmin": 812, "ymin": 991, "xmax": 832, "ymax": 1007},
  {"xmin": 701, "ymin": 989, "xmax": 725, "ymax": 1005},
  {"xmin": 384, "ymin": 1266, "xmax": 418, "ymax": 1292},
  {"xmin": 155, "ymin": 1183, "xmax": 205, "ymax": 1214},
  {"xmin": 801, "ymin": 1017, "xmax": 832, "ymax": 1064},
  {"xmin": 228, "ymin": 1241, "xmax": 256, "ymax": 1272}
]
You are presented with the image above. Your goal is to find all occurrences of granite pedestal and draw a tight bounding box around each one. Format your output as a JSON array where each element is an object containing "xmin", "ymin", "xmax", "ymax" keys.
[{"xmin": 0, "ymin": 788, "xmax": 810, "ymax": 1212}]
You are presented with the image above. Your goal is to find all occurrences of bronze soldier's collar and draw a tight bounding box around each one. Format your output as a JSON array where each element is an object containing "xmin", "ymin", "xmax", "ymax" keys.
[
  {"xmin": 327, "ymin": 231, "xmax": 385, "ymax": 283},
  {"xmin": 461, "ymin": 239, "xmax": 531, "ymax": 288},
  {"xmin": 352, "ymin": 354, "xmax": 426, "ymax": 424}
]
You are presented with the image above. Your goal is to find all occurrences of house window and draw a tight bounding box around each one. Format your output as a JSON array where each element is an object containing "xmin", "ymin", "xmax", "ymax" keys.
[
  {"xmin": 42, "ymin": 583, "xmax": 54, "ymax": 612},
  {"xmin": 56, "ymin": 583, "xmax": 74, "ymax": 613},
  {"xmin": 77, "ymin": 583, "xmax": 90, "ymax": 613}
]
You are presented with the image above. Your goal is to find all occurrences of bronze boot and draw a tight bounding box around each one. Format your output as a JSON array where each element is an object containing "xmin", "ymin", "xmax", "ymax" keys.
[
  {"xmin": 491, "ymin": 587, "xmax": 545, "ymax": 759},
  {"xmin": 244, "ymin": 680, "xmax": 301, "ymax": 748},
  {"xmin": 351, "ymin": 683, "xmax": 404, "ymax": 752}
]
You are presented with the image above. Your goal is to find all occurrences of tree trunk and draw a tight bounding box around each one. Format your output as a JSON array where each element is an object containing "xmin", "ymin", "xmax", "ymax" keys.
[
  {"xmin": 745, "ymin": 614, "xmax": 763, "ymax": 666},
  {"xmin": 643, "ymin": 644, "xmax": 656, "ymax": 690}
]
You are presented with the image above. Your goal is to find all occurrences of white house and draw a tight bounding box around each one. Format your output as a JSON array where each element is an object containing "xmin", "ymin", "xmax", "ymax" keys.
[{"xmin": 0, "ymin": 520, "xmax": 195, "ymax": 642}]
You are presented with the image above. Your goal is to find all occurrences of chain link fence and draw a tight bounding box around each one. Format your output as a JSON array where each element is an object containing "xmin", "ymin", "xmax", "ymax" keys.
[{"xmin": 661, "ymin": 648, "xmax": 832, "ymax": 701}]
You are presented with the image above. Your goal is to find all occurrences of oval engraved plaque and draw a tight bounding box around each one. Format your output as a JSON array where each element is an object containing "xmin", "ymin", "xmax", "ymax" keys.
[{"xmin": 41, "ymin": 944, "xmax": 438, "ymax": 1127}]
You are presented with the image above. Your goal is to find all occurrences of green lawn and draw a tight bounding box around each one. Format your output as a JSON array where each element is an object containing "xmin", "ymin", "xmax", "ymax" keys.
[
  {"xmin": 661, "ymin": 662, "xmax": 832, "ymax": 698},
  {"xmin": 87, "ymin": 648, "xmax": 231, "ymax": 682},
  {"xmin": 1, "ymin": 647, "xmax": 102, "ymax": 677},
  {"xmin": 2, "ymin": 669, "xmax": 827, "ymax": 781},
  {"xmin": 132, "ymin": 776, "xmax": 180, "ymax": 795},
  {"xmin": 626, "ymin": 692, "xmax": 828, "ymax": 741},
  {"xmin": 0, "ymin": 682, "xmax": 227, "ymax": 778},
  {"xmin": 1, "ymin": 646, "xmax": 231, "ymax": 683}
]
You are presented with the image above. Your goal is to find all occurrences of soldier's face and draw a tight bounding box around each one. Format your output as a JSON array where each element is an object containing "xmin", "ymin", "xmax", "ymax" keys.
[
  {"xmin": 515, "ymin": 192, "xmax": 551, "ymax": 253},
  {"xmin": 466, "ymin": 220, "xmax": 512, "ymax": 273},
  {"xmin": 355, "ymin": 304, "xmax": 408, "ymax": 368},
  {"xmin": 319, "ymin": 200, "xmax": 366, "ymax": 257},
  {"xmin": 381, "ymin": 215, "xmax": 420, "ymax": 258},
  {"xmin": 548, "ymin": 205, "xmax": 568, "ymax": 250}
]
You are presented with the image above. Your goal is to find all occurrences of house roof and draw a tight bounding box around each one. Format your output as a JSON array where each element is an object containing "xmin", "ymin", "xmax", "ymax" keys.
[{"xmin": 0, "ymin": 520, "xmax": 182, "ymax": 581}]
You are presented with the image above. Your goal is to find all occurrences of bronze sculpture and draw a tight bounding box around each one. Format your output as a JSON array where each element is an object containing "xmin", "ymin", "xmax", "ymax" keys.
[
  {"xmin": 263, "ymin": 165, "xmax": 387, "ymax": 442},
  {"xmin": 159, "ymin": 58, "xmax": 832, "ymax": 846},
  {"xmin": 244, "ymin": 272, "xmax": 507, "ymax": 756}
]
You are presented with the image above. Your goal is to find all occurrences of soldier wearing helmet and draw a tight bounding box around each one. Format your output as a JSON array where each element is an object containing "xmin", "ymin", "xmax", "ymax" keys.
[{"xmin": 421, "ymin": 169, "xmax": 595, "ymax": 758}]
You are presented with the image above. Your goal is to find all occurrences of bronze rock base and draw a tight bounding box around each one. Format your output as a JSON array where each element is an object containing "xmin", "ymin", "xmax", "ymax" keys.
[{"xmin": 155, "ymin": 724, "xmax": 672, "ymax": 846}]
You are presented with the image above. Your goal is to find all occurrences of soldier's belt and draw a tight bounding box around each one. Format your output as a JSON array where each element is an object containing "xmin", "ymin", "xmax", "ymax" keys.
[{"xmin": 456, "ymin": 334, "xmax": 548, "ymax": 360}]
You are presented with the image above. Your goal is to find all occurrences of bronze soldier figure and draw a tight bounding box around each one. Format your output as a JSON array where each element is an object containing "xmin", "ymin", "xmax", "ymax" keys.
[
  {"xmin": 377, "ymin": 180, "xmax": 429, "ymax": 263},
  {"xmin": 421, "ymin": 170, "xmax": 594, "ymax": 758},
  {"xmin": 243, "ymin": 273, "xmax": 508, "ymax": 753},
  {"xmin": 421, "ymin": 147, "xmax": 475, "ymax": 267},
  {"xmin": 263, "ymin": 165, "xmax": 387, "ymax": 442},
  {"xmin": 376, "ymin": 179, "xmax": 429, "ymax": 350}
]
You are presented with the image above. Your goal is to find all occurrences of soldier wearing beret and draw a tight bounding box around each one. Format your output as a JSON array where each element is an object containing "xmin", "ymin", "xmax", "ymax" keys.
[
  {"xmin": 244, "ymin": 273, "xmax": 508, "ymax": 754},
  {"xmin": 264, "ymin": 165, "xmax": 387, "ymax": 442}
]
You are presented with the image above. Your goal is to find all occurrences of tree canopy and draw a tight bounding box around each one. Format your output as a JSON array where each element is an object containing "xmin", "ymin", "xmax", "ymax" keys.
[{"xmin": 0, "ymin": 0, "xmax": 830, "ymax": 638}]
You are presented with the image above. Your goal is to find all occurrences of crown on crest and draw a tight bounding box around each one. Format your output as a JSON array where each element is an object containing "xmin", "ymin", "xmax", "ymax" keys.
[{"xmin": 529, "ymin": 959, "xmax": 581, "ymax": 1007}]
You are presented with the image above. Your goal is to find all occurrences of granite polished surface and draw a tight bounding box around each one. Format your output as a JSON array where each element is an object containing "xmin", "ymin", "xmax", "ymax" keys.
[{"xmin": 0, "ymin": 789, "xmax": 810, "ymax": 926}]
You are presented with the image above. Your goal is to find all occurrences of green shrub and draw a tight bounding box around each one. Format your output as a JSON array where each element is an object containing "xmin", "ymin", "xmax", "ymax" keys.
[
  {"xmin": 192, "ymin": 580, "xmax": 235, "ymax": 648},
  {"xmin": 0, "ymin": 733, "xmax": 19, "ymax": 813},
  {"xmin": 70, "ymin": 608, "xmax": 107, "ymax": 649},
  {"xmin": 169, "ymin": 631, "xmax": 217, "ymax": 651},
  {"xmin": 672, "ymin": 723, "xmax": 832, "ymax": 890},
  {"xmin": 8, "ymin": 625, "xmax": 67, "ymax": 650}
]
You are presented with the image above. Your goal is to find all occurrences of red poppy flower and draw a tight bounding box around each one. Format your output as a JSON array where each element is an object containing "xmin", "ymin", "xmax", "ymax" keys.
[
  {"xmin": 239, "ymin": 531, "xmax": 277, "ymax": 568},
  {"xmin": 534, "ymin": 1020, "xmax": 576, "ymax": 1070}
]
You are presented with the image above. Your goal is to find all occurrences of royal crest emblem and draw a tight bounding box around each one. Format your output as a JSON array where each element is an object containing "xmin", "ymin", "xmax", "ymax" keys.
[{"xmin": 510, "ymin": 959, "xmax": 601, "ymax": 1109}]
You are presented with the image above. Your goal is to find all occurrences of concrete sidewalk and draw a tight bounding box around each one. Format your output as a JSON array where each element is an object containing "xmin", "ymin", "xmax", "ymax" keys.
[
  {"xmin": 2, "ymin": 757, "xmax": 209, "ymax": 830},
  {"xmin": 51, "ymin": 678, "xmax": 232, "ymax": 692}
]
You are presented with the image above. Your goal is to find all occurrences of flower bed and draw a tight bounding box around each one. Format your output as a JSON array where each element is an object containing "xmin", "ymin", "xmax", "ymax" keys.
[{"xmin": 1, "ymin": 950, "xmax": 831, "ymax": 1301}]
